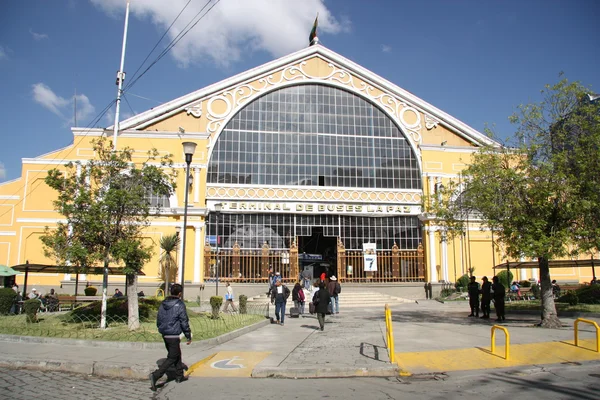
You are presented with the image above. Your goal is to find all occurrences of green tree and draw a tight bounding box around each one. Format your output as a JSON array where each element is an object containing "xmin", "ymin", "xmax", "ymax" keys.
[
  {"xmin": 428, "ymin": 77, "xmax": 599, "ymax": 328},
  {"xmin": 41, "ymin": 137, "xmax": 176, "ymax": 329},
  {"xmin": 159, "ymin": 233, "xmax": 180, "ymax": 294}
]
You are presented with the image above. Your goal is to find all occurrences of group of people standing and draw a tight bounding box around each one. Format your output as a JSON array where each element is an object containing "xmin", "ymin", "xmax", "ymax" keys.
[
  {"xmin": 467, "ymin": 275, "xmax": 506, "ymax": 322},
  {"xmin": 270, "ymin": 270, "xmax": 341, "ymax": 331}
]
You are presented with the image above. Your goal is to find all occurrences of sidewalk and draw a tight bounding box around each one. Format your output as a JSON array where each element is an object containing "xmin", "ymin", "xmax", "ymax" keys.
[{"xmin": 0, "ymin": 300, "xmax": 598, "ymax": 380}]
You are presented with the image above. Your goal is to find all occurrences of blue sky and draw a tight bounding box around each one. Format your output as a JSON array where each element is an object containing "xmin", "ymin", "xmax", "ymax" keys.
[{"xmin": 1, "ymin": 0, "xmax": 599, "ymax": 182}]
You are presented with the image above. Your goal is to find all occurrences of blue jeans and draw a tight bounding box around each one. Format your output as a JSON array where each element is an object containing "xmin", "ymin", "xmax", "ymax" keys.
[
  {"xmin": 304, "ymin": 278, "xmax": 311, "ymax": 291},
  {"xmin": 330, "ymin": 296, "xmax": 339, "ymax": 314},
  {"xmin": 275, "ymin": 301, "xmax": 286, "ymax": 324}
]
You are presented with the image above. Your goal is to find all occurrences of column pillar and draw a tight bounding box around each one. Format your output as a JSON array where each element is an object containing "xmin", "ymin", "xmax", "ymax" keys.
[
  {"xmin": 193, "ymin": 224, "xmax": 202, "ymax": 283},
  {"xmin": 441, "ymin": 231, "xmax": 449, "ymax": 282},
  {"xmin": 193, "ymin": 167, "xmax": 200, "ymax": 203},
  {"xmin": 427, "ymin": 226, "xmax": 438, "ymax": 283}
]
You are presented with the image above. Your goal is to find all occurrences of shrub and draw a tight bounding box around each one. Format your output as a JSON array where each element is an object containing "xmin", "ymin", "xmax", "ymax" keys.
[
  {"xmin": 455, "ymin": 274, "xmax": 469, "ymax": 291},
  {"xmin": 84, "ymin": 286, "xmax": 98, "ymax": 296},
  {"xmin": 574, "ymin": 285, "xmax": 600, "ymax": 304},
  {"xmin": 440, "ymin": 288, "xmax": 454, "ymax": 298},
  {"xmin": 496, "ymin": 270, "xmax": 513, "ymax": 289},
  {"xmin": 210, "ymin": 296, "xmax": 223, "ymax": 319},
  {"xmin": 239, "ymin": 295, "xmax": 247, "ymax": 314},
  {"xmin": 23, "ymin": 299, "xmax": 41, "ymax": 323},
  {"xmin": 0, "ymin": 288, "xmax": 17, "ymax": 315},
  {"xmin": 519, "ymin": 280, "xmax": 531, "ymax": 288},
  {"xmin": 65, "ymin": 298, "xmax": 160, "ymax": 322},
  {"xmin": 560, "ymin": 291, "xmax": 579, "ymax": 306},
  {"xmin": 531, "ymin": 283, "xmax": 540, "ymax": 298}
]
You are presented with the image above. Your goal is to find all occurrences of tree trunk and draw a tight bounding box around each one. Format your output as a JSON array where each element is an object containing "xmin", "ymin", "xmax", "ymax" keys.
[
  {"xmin": 127, "ymin": 273, "xmax": 140, "ymax": 331},
  {"xmin": 100, "ymin": 260, "xmax": 109, "ymax": 329},
  {"xmin": 538, "ymin": 256, "xmax": 562, "ymax": 328}
]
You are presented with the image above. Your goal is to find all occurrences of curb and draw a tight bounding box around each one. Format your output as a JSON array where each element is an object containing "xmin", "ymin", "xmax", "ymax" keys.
[
  {"xmin": 0, "ymin": 318, "xmax": 271, "ymax": 380},
  {"xmin": 251, "ymin": 365, "xmax": 399, "ymax": 379}
]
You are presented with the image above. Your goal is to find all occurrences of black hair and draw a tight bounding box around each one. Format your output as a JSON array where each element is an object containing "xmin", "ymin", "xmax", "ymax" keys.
[{"xmin": 170, "ymin": 283, "xmax": 183, "ymax": 296}]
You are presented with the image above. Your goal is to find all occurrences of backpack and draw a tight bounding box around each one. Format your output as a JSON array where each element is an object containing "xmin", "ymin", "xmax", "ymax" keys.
[
  {"xmin": 298, "ymin": 289, "xmax": 305, "ymax": 301},
  {"xmin": 335, "ymin": 282, "xmax": 341, "ymax": 295}
]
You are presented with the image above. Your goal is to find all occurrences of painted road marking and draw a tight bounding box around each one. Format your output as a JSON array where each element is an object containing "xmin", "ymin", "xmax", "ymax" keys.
[
  {"xmin": 396, "ymin": 339, "xmax": 600, "ymax": 374},
  {"xmin": 188, "ymin": 351, "xmax": 270, "ymax": 378}
]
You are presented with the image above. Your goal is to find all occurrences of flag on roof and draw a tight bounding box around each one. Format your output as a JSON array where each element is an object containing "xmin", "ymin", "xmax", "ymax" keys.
[{"xmin": 309, "ymin": 15, "xmax": 318, "ymax": 45}]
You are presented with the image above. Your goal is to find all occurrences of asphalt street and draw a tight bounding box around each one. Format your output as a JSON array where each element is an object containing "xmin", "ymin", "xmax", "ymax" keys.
[{"xmin": 2, "ymin": 362, "xmax": 599, "ymax": 400}]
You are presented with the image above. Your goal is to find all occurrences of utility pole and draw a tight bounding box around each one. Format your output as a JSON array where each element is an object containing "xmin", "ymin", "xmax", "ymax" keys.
[{"xmin": 112, "ymin": 1, "xmax": 130, "ymax": 150}]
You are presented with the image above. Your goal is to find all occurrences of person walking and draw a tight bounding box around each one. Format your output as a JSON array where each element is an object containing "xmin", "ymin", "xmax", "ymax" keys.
[
  {"xmin": 149, "ymin": 284, "xmax": 192, "ymax": 391},
  {"xmin": 223, "ymin": 282, "xmax": 237, "ymax": 312},
  {"xmin": 313, "ymin": 282, "xmax": 332, "ymax": 331},
  {"xmin": 292, "ymin": 282, "xmax": 306, "ymax": 315},
  {"xmin": 327, "ymin": 275, "xmax": 341, "ymax": 315},
  {"xmin": 467, "ymin": 276, "xmax": 480, "ymax": 317},
  {"xmin": 270, "ymin": 280, "xmax": 290, "ymax": 326},
  {"xmin": 480, "ymin": 276, "xmax": 492, "ymax": 319},
  {"xmin": 491, "ymin": 276, "xmax": 506, "ymax": 322},
  {"xmin": 302, "ymin": 268, "xmax": 312, "ymax": 291}
]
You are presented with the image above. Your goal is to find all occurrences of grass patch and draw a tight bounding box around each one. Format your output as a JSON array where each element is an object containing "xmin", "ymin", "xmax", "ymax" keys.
[
  {"xmin": 505, "ymin": 300, "xmax": 600, "ymax": 313},
  {"xmin": 0, "ymin": 307, "xmax": 266, "ymax": 342}
]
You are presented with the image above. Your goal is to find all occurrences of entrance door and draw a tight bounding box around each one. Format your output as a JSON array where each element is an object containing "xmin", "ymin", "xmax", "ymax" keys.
[{"xmin": 298, "ymin": 227, "xmax": 337, "ymax": 277}]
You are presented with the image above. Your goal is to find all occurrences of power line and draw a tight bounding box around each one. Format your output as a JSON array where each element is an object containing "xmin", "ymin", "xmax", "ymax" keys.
[{"xmin": 123, "ymin": 0, "xmax": 220, "ymax": 94}]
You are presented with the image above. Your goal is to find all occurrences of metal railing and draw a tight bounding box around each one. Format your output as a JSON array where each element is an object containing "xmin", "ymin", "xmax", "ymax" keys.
[
  {"xmin": 341, "ymin": 250, "xmax": 425, "ymax": 283},
  {"xmin": 385, "ymin": 304, "xmax": 396, "ymax": 364},
  {"xmin": 491, "ymin": 325, "xmax": 510, "ymax": 360},
  {"xmin": 574, "ymin": 318, "xmax": 600, "ymax": 353}
]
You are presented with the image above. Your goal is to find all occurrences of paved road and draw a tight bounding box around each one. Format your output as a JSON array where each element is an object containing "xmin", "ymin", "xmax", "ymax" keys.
[{"xmin": 3, "ymin": 362, "xmax": 599, "ymax": 400}]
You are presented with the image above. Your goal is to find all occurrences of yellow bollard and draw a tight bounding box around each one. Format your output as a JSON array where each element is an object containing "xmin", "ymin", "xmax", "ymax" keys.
[
  {"xmin": 574, "ymin": 318, "xmax": 600, "ymax": 352},
  {"xmin": 491, "ymin": 325, "xmax": 510, "ymax": 360},
  {"xmin": 384, "ymin": 304, "xmax": 396, "ymax": 364},
  {"xmin": 155, "ymin": 288, "xmax": 164, "ymax": 299}
]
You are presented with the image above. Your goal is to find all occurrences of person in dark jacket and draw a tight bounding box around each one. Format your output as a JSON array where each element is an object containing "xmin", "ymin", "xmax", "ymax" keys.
[
  {"xmin": 467, "ymin": 276, "xmax": 480, "ymax": 317},
  {"xmin": 149, "ymin": 284, "xmax": 192, "ymax": 391},
  {"xmin": 491, "ymin": 276, "xmax": 506, "ymax": 322},
  {"xmin": 326, "ymin": 275, "xmax": 341, "ymax": 314},
  {"xmin": 270, "ymin": 280, "xmax": 291, "ymax": 325},
  {"xmin": 480, "ymin": 276, "xmax": 492, "ymax": 319},
  {"xmin": 314, "ymin": 282, "xmax": 332, "ymax": 331}
]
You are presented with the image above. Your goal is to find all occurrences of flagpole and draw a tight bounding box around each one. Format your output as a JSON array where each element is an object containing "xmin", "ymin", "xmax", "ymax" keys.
[{"xmin": 112, "ymin": 1, "xmax": 130, "ymax": 150}]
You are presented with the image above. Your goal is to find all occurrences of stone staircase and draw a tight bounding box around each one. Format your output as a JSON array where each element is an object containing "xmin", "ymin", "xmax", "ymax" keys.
[{"xmin": 247, "ymin": 290, "xmax": 414, "ymax": 308}]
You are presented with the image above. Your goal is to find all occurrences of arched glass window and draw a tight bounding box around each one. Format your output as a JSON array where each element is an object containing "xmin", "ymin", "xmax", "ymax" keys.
[
  {"xmin": 145, "ymin": 187, "xmax": 170, "ymax": 208},
  {"xmin": 208, "ymin": 84, "xmax": 421, "ymax": 189}
]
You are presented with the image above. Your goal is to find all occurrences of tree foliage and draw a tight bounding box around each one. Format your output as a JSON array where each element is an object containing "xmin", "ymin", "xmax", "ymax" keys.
[
  {"xmin": 159, "ymin": 233, "xmax": 180, "ymax": 285},
  {"xmin": 427, "ymin": 76, "xmax": 600, "ymax": 328},
  {"xmin": 40, "ymin": 137, "xmax": 177, "ymax": 328}
]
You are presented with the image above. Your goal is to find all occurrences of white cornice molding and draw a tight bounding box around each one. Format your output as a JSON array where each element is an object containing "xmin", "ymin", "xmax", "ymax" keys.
[
  {"xmin": 419, "ymin": 145, "xmax": 481, "ymax": 153},
  {"xmin": 114, "ymin": 45, "xmax": 500, "ymax": 148},
  {"xmin": 0, "ymin": 231, "xmax": 16, "ymax": 236},
  {"xmin": 0, "ymin": 178, "xmax": 22, "ymax": 187},
  {"xmin": 71, "ymin": 128, "xmax": 210, "ymax": 140},
  {"xmin": 0, "ymin": 195, "xmax": 20, "ymax": 200}
]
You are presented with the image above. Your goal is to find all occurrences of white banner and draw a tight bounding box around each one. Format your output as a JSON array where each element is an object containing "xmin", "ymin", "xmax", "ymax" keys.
[{"xmin": 363, "ymin": 243, "xmax": 378, "ymax": 272}]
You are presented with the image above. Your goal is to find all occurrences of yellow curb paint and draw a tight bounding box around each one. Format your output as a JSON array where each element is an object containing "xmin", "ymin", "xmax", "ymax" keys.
[
  {"xmin": 189, "ymin": 351, "xmax": 271, "ymax": 378},
  {"xmin": 396, "ymin": 340, "xmax": 600, "ymax": 374},
  {"xmin": 186, "ymin": 353, "xmax": 216, "ymax": 377}
]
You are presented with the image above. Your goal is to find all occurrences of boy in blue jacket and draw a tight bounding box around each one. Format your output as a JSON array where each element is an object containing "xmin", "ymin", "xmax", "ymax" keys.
[{"xmin": 150, "ymin": 284, "xmax": 192, "ymax": 391}]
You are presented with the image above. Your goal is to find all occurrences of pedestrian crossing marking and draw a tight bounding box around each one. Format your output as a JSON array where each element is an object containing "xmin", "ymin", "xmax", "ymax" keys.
[{"xmin": 188, "ymin": 351, "xmax": 271, "ymax": 377}]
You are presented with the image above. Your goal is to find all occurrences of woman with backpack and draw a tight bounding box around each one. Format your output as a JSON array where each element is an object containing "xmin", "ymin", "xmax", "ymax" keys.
[{"xmin": 292, "ymin": 282, "xmax": 306, "ymax": 315}]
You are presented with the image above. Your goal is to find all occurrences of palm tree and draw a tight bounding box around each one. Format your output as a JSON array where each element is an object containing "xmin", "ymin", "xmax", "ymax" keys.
[{"xmin": 159, "ymin": 233, "xmax": 180, "ymax": 294}]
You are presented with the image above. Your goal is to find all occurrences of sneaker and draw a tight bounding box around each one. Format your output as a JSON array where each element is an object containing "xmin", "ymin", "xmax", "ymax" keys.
[
  {"xmin": 175, "ymin": 376, "xmax": 189, "ymax": 383},
  {"xmin": 468, "ymin": 314, "xmax": 474, "ymax": 317},
  {"xmin": 280, "ymin": 323, "xmax": 284, "ymax": 326},
  {"xmin": 149, "ymin": 373, "xmax": 157, "ymax": 392},
  {"xmin": 320, "ymin": 327, "xmax": 324, "ymax": 331}
]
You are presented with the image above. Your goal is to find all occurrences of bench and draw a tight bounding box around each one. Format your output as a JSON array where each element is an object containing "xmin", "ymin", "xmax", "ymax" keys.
[
  {"xmin": 57, "ymin": 296, "xmax": 77, "ymax": 311},
  {"xmin": 506, "ymin": 287, "xmax": 534, "ymax": 301},
  {"xmin": 74, "ymin": 295, "xmax": 104, "ymax": 303}
]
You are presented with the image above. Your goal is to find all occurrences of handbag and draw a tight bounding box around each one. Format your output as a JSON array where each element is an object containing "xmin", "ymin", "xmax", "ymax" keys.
[{"xmin": 225, "ymin": 293, "xmax": 233, "ymax": 301}]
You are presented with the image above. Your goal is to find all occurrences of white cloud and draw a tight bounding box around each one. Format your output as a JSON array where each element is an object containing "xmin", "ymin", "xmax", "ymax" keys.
[
  {"xmin": 30, "ymin": 29, "xmax": 49, "ymax": 41},
  {"xmin": 32, "ymin": 83, "xmax": 96, "ymax": 125},
  {"xmin": 381, "ymin": 44, "xmax": 391, "ymax": 53},
  {"xmin": 91, "ymin": 0, "xmax": 349, "ymax": 67}
]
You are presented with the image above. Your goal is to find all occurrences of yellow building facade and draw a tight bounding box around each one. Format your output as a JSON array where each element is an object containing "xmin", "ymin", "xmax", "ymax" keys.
[{"xmin": 0, "ymin": 45, "xmax": 594, "ymax": 297}]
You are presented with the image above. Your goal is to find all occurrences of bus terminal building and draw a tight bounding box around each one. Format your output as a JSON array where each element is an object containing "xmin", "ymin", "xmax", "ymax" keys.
[{"xmin": 1, "ymin": 44, "xmax": 594, "ymax": 298}]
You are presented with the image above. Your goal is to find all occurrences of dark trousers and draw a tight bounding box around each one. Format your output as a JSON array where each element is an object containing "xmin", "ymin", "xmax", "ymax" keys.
[
  {"xmin": 481, "ymin": 299, "xmax": 491, "ymax": 316},
  {"xmin": 469, "ymin": 298, "xmax": 479, "ymax": 315},
  {"xmin": 317, "ymin": 312, "xmax": 326, "ymax": 329},
  {"xmin": 495, "ymin": 299, "xmax": 505, "ymax": 319},
  {"xmin": 275, "ymin": 301, "xmax": 286, "ymax": 323},
  {"xmin": 153, "ymin": 337, "xmax": 184, "ymax": 380}
]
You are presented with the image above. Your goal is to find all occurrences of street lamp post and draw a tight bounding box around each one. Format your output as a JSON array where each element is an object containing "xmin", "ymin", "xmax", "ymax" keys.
[
  {"xmin": 214, "ymin": 203, "xmax": 223, "ymax": 296},
  {"xmin": 180, "ymin": 141, "xmax": 197, "ymax": 299}
]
